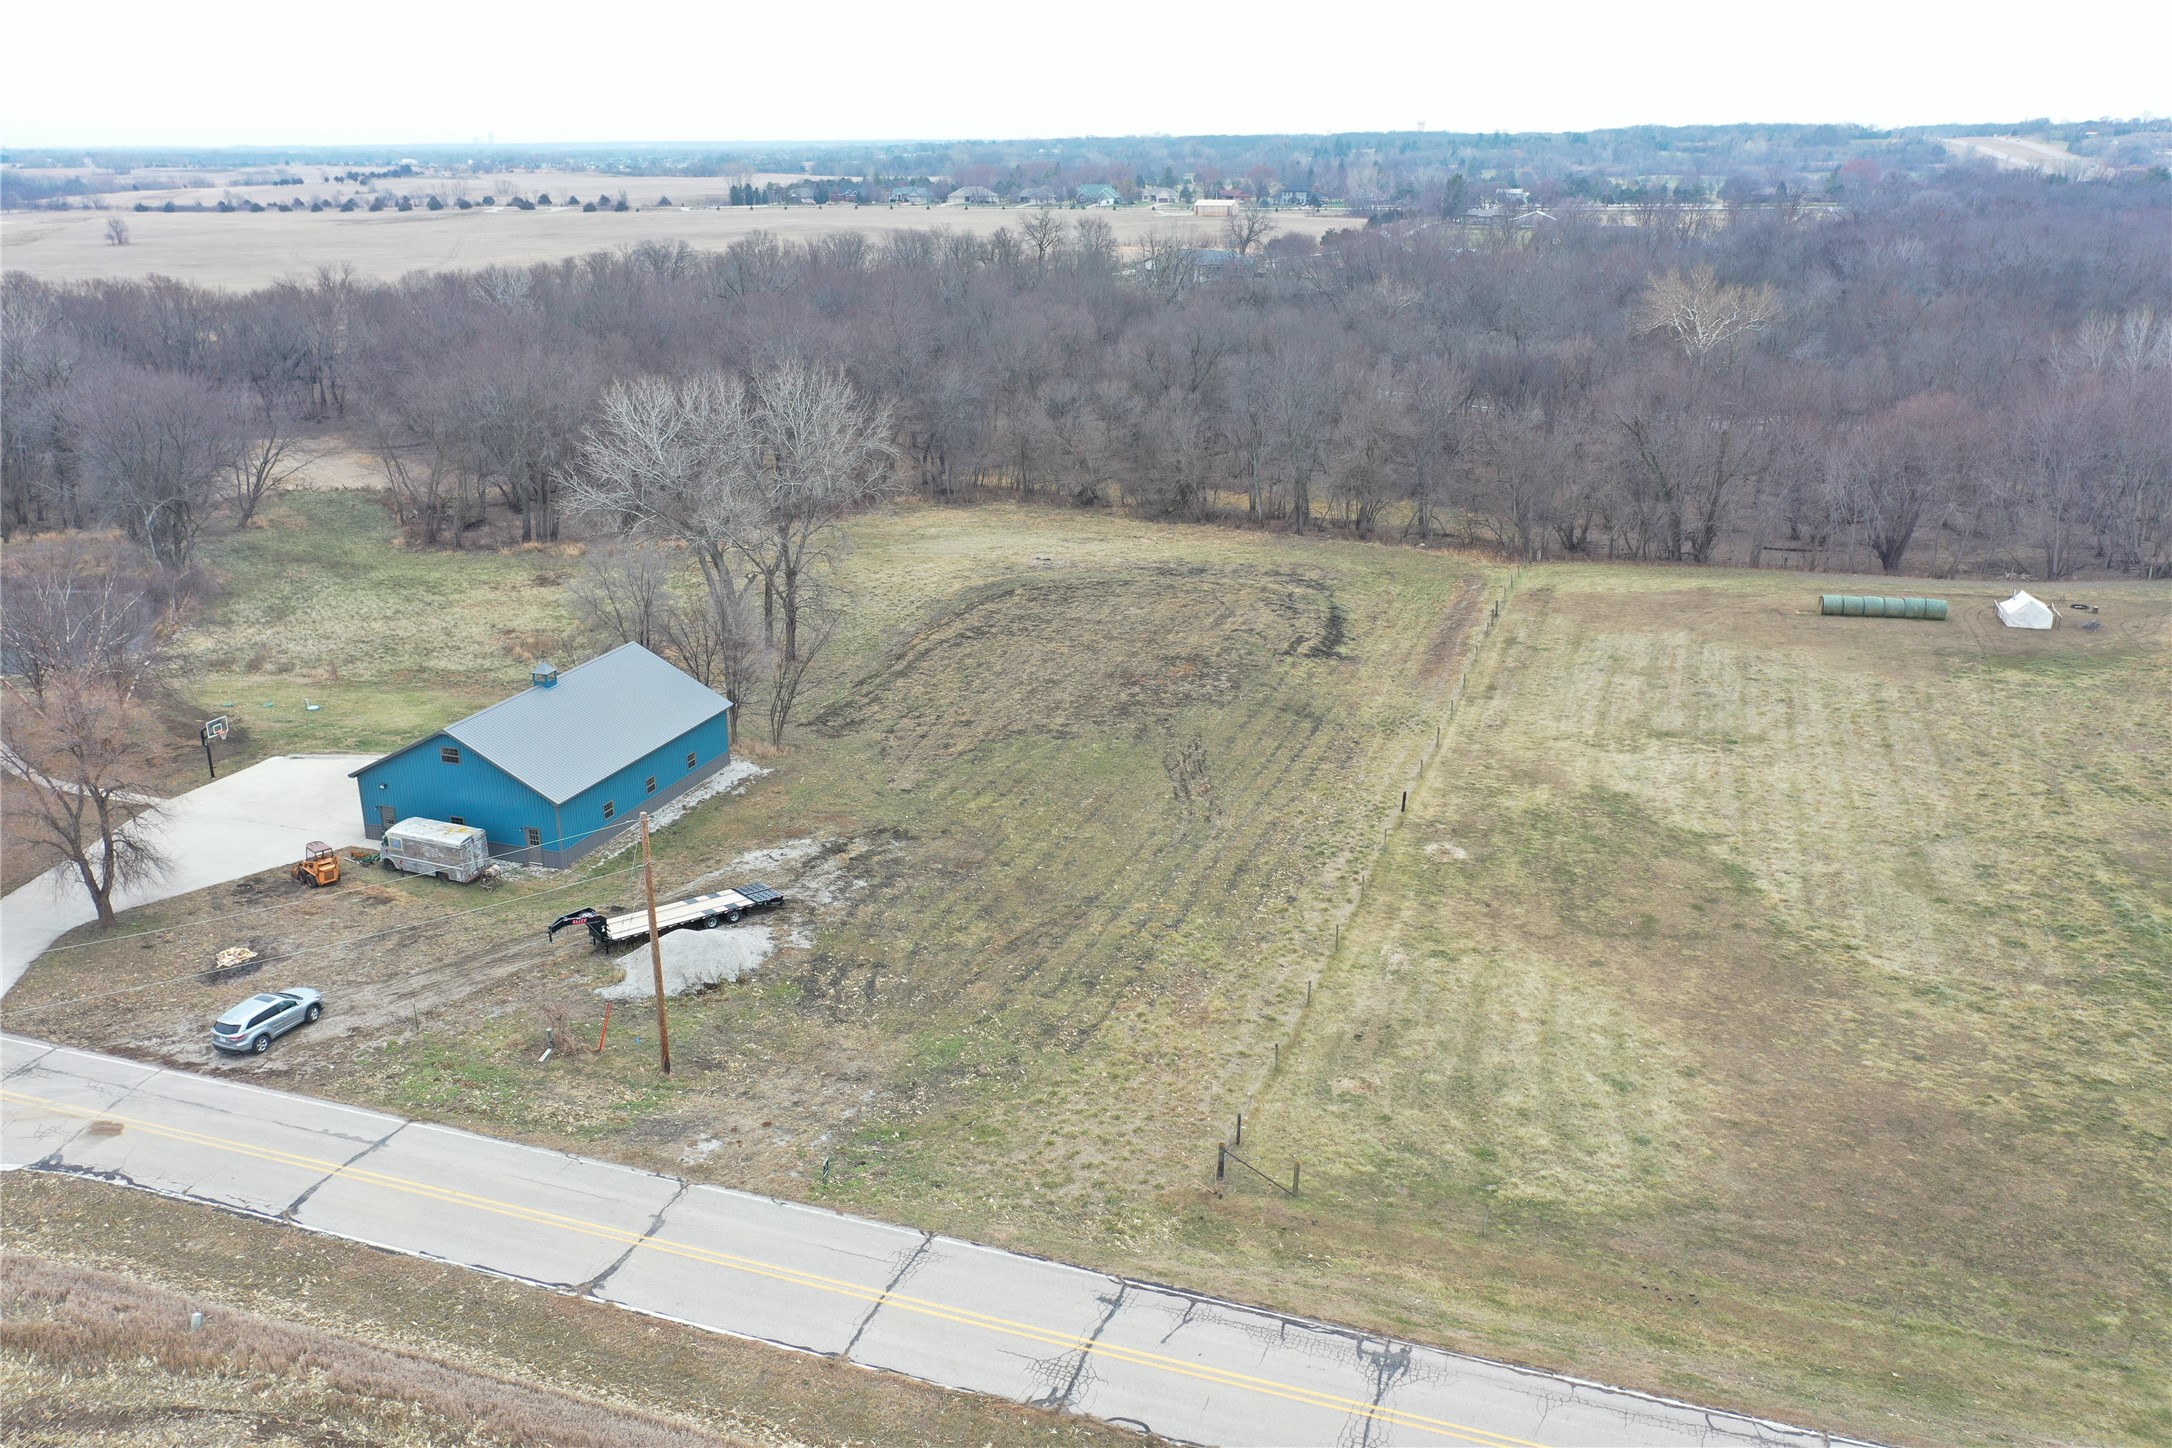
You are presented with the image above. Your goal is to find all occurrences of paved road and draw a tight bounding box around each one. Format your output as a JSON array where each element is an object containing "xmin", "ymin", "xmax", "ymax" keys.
[
  {"xmin": 0, "ymin": 754, "xmax": 373, "ymax": 996},
  {"xmin": 0, "ymin": 1036, "xmax": 1874, "ymax": 1447}
]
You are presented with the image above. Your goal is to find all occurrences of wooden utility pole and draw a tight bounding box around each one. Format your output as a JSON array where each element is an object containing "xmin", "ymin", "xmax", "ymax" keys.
[{"xmin": 640, "ymin": 812, "xmax": 671, "ymax": 1074}]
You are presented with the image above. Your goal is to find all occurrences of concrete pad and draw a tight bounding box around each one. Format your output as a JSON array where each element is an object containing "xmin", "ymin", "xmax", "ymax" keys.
[
  {"xmin": 45, "ymin": 1067, "xmax": 402, "ymax": 1217},
  {"xmin": 0, "ymin": 1046, "xmax": 160, "ymax": 1167},
  {"xmin": 1075, "ymin": 1285, "xmax": 1372, "ymax": 1447},
  {"xmin": 850, "ymin": 1236, "xmax": 1122, "ymax": 1406},
  {"xmin": 1, "ymin": 753, "xmax": 375, "ymax": 996},
  {"xmin": 294, "ymin": 1121, "xmax": 680, "ymax": 1289},
  {"xmin": 600, "ymin": 1184, "xmax": 922, "ymax": 1355}
]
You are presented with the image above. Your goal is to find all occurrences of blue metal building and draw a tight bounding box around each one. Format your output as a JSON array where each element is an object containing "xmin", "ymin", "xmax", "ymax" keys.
[{"xmin": 351, "ymin": 643, "xmax": 733, "ymax": 868}]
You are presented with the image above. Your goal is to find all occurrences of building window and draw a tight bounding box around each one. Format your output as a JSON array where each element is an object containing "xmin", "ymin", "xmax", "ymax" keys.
[
  {"xmin": 602, "ymin": 801, "xmax": 615, "ymax": 821},
  {"xmin": 440, "ymin": 746, "xmax": 462, "ymax": 764},
  {"xmin": 645, "ymin": 775, "xmax": 657, "ymax": 794},
  {"xmin": 524, "ymin": 828, "xmax": 542, "ymax": 848},
  {"xmin": 686, "ymin": 751, "xmax": 698, "ymax": 769},
  {"xmin": 448, "ymin": 815, "xmax": 466, "ymax": 826}
]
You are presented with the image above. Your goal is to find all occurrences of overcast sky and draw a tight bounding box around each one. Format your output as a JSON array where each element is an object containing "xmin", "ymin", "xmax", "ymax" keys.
[{"xmin": 6, "ymin": 0, "xmax": 2166, "ymax": 149}]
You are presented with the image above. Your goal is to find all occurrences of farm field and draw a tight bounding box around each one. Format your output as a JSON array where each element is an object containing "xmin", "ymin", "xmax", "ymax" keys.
[
  {"xmin": 7, "ymin": 487, "xmax": 2169, "ymax": 1446},
  {"xmin": 0, "ymin": 200, "xmax": 1338, "ymax": 289}
]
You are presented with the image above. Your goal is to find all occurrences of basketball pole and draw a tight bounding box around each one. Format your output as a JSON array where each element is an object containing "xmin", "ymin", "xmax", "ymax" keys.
[{"xmin": 640, "ymin": 812, "xmax": 671, "ymax": 1074}]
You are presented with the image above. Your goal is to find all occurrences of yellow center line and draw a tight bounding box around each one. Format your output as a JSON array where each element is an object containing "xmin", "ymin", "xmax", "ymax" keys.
[{"xmin": 4, "ymin": 1086, "xmax": 1554, "ymax": 1447}]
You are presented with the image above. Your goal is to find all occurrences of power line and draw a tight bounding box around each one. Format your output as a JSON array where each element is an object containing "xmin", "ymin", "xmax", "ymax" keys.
[{"xmin": 31, "ymin": 855, "xmax": 647, "ymax": 956}]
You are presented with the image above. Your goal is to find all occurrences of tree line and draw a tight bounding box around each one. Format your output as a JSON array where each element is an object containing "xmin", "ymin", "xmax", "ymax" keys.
[{"xmin": 4, "ymin": 163, "xmax": 2169, "ymax": 585}]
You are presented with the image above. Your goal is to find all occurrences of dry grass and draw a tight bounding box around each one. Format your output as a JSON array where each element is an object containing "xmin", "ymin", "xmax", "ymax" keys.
[
  {"xmin": 0, "ymin": 202, "xmax": 1343, "ymax": 290},
  {"xmin": 1237, "ymin": 567, "xmax": 2172, "ymax": 1445},
  {"xmin": 13, "ymin": 488, "xmax": 2170, "ymax": 1446},
  {"xmin": 3, "ymin": 1259, "xmax": 734, "ymax": 1447},
  {"xmin": 0, "ymin": 1172, "xmax": 1147, "ymax": 1448}
]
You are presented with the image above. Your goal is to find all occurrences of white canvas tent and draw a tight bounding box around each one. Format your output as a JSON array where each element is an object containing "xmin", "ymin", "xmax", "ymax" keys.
[{"xmin": 1996, "ymin": 590, "xmax": 2056, "ymax": 629}]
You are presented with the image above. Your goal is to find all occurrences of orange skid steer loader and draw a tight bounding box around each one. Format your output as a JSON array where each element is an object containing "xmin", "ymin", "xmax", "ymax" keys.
[{"xmin": 290, "ymin": 841, "xmax": 341, "ymax": 888}]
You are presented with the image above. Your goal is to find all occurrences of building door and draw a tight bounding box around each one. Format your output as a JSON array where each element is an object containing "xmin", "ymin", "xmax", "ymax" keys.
[{"xmin": 377, "ymin": 805, "xmax": 396, "ymax": 828}]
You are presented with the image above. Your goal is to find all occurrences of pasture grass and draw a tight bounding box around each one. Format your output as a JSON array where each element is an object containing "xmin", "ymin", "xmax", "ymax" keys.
[{"xmin": 15, "ymin": 487, "xmax": 2171, "ymax": 1446}]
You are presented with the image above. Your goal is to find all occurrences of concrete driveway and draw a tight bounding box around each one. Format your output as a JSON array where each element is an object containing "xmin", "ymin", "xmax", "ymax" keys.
[
  {"xmin": 1, "ymin": 754, "xmax": 373, "ymax": 996},
  {"xmin": 0, "ymin": 1034, "xmax": 1879, "ymax": 1448}
]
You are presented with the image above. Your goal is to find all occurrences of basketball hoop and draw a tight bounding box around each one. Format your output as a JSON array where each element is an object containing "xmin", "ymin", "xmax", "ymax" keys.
[{"xmin": 199, "ymin": 716, "xmax": 229, "ymax": 780}]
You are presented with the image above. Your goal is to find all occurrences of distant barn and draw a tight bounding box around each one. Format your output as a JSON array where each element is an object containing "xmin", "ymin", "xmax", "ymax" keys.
[{"xmin": 350, "ymin": 643, "xmax": 733, "ymax": 868}]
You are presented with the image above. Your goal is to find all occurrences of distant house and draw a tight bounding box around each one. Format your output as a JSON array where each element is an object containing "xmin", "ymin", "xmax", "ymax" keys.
[
  {"xmin": 1193, "ymin": 197, "xmax": 1240, "ymax": 217},
  {"xmin": 947, "ymin": 185, "xmax": 1001, "ymax": 206},
  {"xmin": 1142, "ymin": 187, "xmax": 1178, "ymax": 205},
  {"xmin": 350, "ymin": 644, "xmax": 734, "ymax": 869},
  {"xmin": 1017, "ymin": 185, "xmax": 1061, "ymax": 206},
  {"xmin": 1272, "ymin": 189, "xmax": 1321, "ymax": 208},
  {"xmin": 887, "ymin": 185, "xmax": 933, "ymax": 205},
  {"xmin": 1075, "ymin": 183, "xmax": 1119, "ymax": 207}
]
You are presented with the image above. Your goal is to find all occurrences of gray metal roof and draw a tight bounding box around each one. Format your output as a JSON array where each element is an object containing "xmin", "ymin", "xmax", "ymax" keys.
[{"xmin": 362, "ymin": 643, "xmax": 730, "ymax": 804}]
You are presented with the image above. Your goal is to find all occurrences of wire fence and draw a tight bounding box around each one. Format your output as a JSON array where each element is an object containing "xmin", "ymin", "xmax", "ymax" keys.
[{"xmin": 1215, "ymin": 565, "xmax": 1523, "ymax": 1192}]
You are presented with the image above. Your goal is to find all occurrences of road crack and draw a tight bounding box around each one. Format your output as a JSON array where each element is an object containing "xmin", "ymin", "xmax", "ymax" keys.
[
  {"xmin": 1031, "ymin": 1281, "xmax": 1127, "ymax": 1411},
  {"xmin": 281, "ymin": 1120, "xmax": 409, "ymax": 1220},
  {"xmin": 842, "ymin": 1231, "xmax": 933, "ymax": 1356},
  {"xmin": 582, "ymin": 1179, "xmax": 689, "ymax": 1296}
]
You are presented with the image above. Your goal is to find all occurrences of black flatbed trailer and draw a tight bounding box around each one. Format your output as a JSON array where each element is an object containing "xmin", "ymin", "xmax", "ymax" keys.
[{"xmin": 548, "ymin": 883, "xmax": 784, "ymax": 948}]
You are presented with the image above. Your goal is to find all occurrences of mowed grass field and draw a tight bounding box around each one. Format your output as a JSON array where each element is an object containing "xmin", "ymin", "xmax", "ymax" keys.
[
  {"xmin": 9, "ymin": 488, "xmax": 2168, "ymax": 1446},
  {"xmin": 1240, "ymin": 570, "xmax": 2172, "ymax": 1444}
]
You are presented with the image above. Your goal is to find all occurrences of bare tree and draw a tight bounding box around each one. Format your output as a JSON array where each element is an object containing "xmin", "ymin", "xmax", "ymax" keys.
[
  {"xmin": 1268, "ymin": 343, "xmax": 1338, "ymax": 532},
  {"xmin": 1405, "ymin": 356, "xmax": 1472, "ymax": 540},
  {"xmin": 1069, "ymin": 215, "xmax": 1117, "ymax": 274},
  {"xmin": 742, "ymin": 361, "xmax": 899, "ymax": 663},
  {"xmin": 104, "ymin": 218, "xmax": 130, "ymax": 247},
  {"xmin": 1613, "ymin": 371, "xmax": 1767, "ymax": 564},
  {"xmin": 1839, "ymin": 394, "xmax": 1975, "ymax": 574},
  {"xmin": 568, "ymin": 371, "xmax": 756, "ymax": 620},
  {"xmin": 2, "ymin": 673, "xmax": 169, "ymax": 926},
  {"xmin": 73, "ymin": 364, "xmax": 241, "ymax": 569},
  {"xmin": 1635, "ymin": 265, "xmax": 1782, "ymax": 364},
  {"xmin": 223, "ymin": 386, "xmax": 308, "ymax": 526},
  {"xmin": 661, "ymin": 568, "xmax": 768, "ymax": 708},
  {"xmin": 570, "ymin": 362, "xmax": 894, "ymax": 741},
  {"xmin": 1018, "ymin": 209, "xmax": 1065, "ymax": 276},
  {"xmin": 763, "ymin": 585, "xmax": 837, "ymax": 746},
  {"xmin": 1221, "ymin": 205, "xmax": 1278, "ymax": 257},
  {"xmin": 1137, "ymin": 231, "xmax": 1203, "ymax": 301},
  {"xmin": 1, "ymin": 277, "xmax": 81, "ymax": 537},
  {"xmin": 567, "ymin": 539, "xmax": 677, "ymax": 652},
  {"xmin": 0, "ymin": 535, "xmax": 167, "ymax": 702}
]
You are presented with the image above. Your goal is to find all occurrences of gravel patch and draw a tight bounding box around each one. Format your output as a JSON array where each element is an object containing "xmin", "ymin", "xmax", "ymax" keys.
[{"xmin": 597, "ymin": 925, "xmax": 775, "ymax": 1000}]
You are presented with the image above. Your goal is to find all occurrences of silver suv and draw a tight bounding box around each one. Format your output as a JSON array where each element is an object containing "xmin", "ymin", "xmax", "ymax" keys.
[{"xmin": 212, "ymin": 989, "xmax": 323, "ymax": 1054}]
